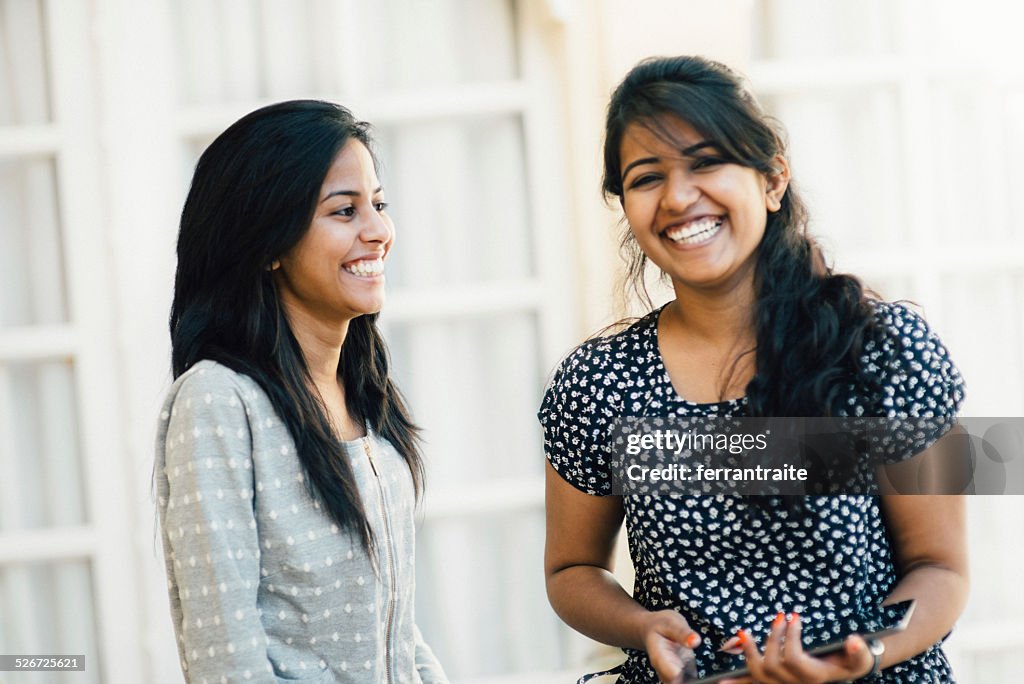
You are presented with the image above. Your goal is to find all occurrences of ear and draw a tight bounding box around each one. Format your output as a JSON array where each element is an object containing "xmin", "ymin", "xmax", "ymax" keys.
[
  {"xmin": 765, "ymin": 154, "xmax": 791, "ymax": 213},
  {"xmin": 267, "ymin": 260, "xmax": 280, "ymax": 271}
]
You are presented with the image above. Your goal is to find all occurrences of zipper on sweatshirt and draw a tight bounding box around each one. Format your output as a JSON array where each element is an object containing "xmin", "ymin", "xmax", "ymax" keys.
[{"xmin": 364, "ymin": 436, "xmax": 396, "ymax": 684}]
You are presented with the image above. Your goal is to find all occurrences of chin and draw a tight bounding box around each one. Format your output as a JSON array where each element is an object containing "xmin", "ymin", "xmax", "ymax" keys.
[{"xmin": 354, "ymin": 298, "xmax": 386, "ymax": 317}]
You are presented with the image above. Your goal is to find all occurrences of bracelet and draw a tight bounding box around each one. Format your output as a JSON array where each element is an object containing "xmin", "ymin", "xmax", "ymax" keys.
[{"xmin": 866, "ymin": 639, "xmax": 885, "ymax": 677}]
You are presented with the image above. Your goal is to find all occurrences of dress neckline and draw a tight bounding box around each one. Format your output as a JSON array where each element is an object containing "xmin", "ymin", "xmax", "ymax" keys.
[{"xmin": 643, "ymin": 304, "xmax": 749, "ymax": 411}]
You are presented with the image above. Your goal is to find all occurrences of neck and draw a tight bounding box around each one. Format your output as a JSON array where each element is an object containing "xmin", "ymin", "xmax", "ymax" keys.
[
  {"xmin": 667, "ymin": 274, "xmax": 757, "ymax": 349},
  {"xmin": 280, "ymin": 302, "xmax": 351, "ymax": 393}
]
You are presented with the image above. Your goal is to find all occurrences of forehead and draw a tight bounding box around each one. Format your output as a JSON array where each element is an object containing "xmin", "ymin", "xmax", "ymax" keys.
[
  {"xmin": 321, "ymin": 139, "xmax": 378, "ymax": 187},
  {"xmin": 620, "ymin": 116, "xmax": 706, "ymax": 162}
]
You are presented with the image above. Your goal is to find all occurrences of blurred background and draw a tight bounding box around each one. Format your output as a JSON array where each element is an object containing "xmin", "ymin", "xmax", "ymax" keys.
[{"xmin": 1, "ymin": 0, "xmax": 1023, "ymax": 681}]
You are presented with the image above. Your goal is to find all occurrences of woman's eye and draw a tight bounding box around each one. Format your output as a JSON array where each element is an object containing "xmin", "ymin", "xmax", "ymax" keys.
[
  {"xmin": 693, "ymin": 157, "xmax": 724, "ymax": 170},
  {"xmin": 333, "ymin": 206, "xmax": 356, "ymax": 218},
  {"xmin": 374, "ymin": 201, "xmax": 389, "ymax": 212},
  {"xmin": 628, "ymin": 174, "xmax": 659, "ymax": 189}
]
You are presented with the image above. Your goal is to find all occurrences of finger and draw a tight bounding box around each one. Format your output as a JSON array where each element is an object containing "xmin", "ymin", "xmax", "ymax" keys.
[
  {"xmin": 842, "ymin": 634, "xmax": 873, "ymax": 677},
  {"xmin": 648, "ymin": 636, "xmax": 685, "ymax": 682},
  {"xmin": 799, "ymin": 633, "xmax": 873, "ymax": 682},
  {"xmin": 666, "ymin": 622, "xmax": 702, "ymax": 651},
  {"xmin": 845, "ymin": 634, "xmax": 867, "ymax": 658},
  {"xmin": 762, "ymin": 612, "xmax": 801, "ymax": 683},
  {"xmin": 781, "ymin": 613, "xmax": 803, "ymax": 662},
  {"xmin": 735, "ymin": 628, "xmax": 768, "ymax": 681},
  {"xmin": 649, "ymin": 650, "xmax": 682, "ymax": 684},
  {"xmin": 718, "ymin": 634, "xmax": 743, "ymax": 655},
  {"xmin": 818, "ymin": 635, "xmax": 871, "ymax": 675},
  {"xmin": 776, "ymin": 613, "xmax": 820, "ymax": 680},
  {"xmin": 762, "ymin": 611, "xmax": 787, "ymax": 664}
]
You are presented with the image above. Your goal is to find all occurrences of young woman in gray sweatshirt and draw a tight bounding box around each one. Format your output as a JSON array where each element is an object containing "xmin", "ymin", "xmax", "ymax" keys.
[{"xmin": 156, "ymin": 100, "xmax": 448, "ymax": 684}]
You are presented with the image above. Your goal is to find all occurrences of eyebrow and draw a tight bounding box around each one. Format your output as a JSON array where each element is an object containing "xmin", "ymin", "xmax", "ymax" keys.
[
  {"xmin": 319, "ymin": 186, "xmax": 384, "ymax": 204},
  {"xmin": 621, "ymin": 141, "xmax": 721, "ymax": 181}
]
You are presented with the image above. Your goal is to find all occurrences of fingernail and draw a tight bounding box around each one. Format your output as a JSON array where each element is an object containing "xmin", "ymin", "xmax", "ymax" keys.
[
  {"xmin": 849, "ymin": 638, "xmax": 862, "ymax": 653},
  {"xmin": 735, "ymin": 629, "xmax": 748, "ymax": 645},
  {"xmin": 791, "ymin": 612, "xmax": 800, "ymax": 624},
  {"xmin": 685, "ymin": 633, "xmax": 701, "ymax": 648},
  {"xmin": 772, "ymin": 612, "xmax": 785, "ymax": 626},
  {"xmin": 718, "ymin": 636, "xmax": 741, "ymax": 652}
]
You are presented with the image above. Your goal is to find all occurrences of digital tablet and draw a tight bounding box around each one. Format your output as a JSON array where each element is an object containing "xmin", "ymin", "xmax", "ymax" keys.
[{"xmin": 689, "ymin": 600, "xmax": 916, "ymax": 684}]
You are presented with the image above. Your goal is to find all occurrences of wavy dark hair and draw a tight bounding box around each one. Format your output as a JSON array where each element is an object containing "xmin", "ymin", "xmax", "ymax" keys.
[
  {"xmin": 170, "ymin": 100, "xmax": 423, "ymax": 555},
  {"xmin": 602, "ymin": 56, "xmax": 879, "ymax": 417}
]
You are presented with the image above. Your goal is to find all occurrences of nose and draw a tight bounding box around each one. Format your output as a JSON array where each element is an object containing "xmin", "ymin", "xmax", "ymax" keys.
[
  {"xmin": 660, "ymin": 168, "xmax": 700, "ymax": 214},
  {"xmin": 360, "ymin": 208, "xmax": 393, "ymax": 244}
]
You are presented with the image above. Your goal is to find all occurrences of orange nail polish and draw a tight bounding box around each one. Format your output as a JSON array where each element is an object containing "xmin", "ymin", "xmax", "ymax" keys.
[
  {"xmin": 773, "ymin": 612, "xmax": 785, "ymax": 626},
  {"xmin": 735, "ymin": 629, "xmax": 746, "ymax": 645},
  {"xmin": 686, "ymin": 633, "xmax": 701, "ymax": 648}
]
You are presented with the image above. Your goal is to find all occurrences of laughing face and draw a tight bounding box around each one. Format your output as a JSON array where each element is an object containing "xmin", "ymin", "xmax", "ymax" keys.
[
  {"xmin": 273, "ymin": 138, "xmax": 393, "ymax": 326},
  {"xmin": 619, "ymin": 116, "xmax": 789, "ymax": 296}
]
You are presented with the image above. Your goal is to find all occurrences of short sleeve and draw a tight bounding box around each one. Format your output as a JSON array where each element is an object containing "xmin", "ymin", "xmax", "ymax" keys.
[
  {"xmin": 538, "ymin": 343, "xmax": 617, "ymax": 496},
  {"xmin": 865, "ymin": 302, "xmax": 966, "ymax": 463}
]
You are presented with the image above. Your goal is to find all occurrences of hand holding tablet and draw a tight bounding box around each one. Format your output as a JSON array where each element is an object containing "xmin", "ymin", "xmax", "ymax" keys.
[{"xmin": 690, "ymin": 600, "xmax": 916, "ymax": 683}]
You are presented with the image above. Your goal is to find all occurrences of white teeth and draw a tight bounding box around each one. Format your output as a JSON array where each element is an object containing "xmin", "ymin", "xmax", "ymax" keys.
[
  {"xmin": 343, "ymin": 258, "xmax": 384, "ymax": 277},
  {"xmin": 665, "ymin": 217, "xmax": 723, "ymax": 244}
]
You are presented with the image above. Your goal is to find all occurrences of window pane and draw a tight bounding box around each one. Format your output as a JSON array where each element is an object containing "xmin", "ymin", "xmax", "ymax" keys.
[
  {"xmin": 0, "ymin": 360, "xmax": 86, "ymax": 532},
  {"xmin": 0, "ymin": 0, "xmax": 51, "ymax": 125},
  {"xmin": 378, "ymin": 114, "xmax": 533, "ymax": 289},
  {"xmin": 0, "ymin": 156, "xmax": 67, "ymax": 328},
  {"xmin": 362, "ymin": 0, "xmax": 519, "ymax": 91},
  {"xmin": 0, "ymin": 560, "xmax": 101, "ymax": 684},
  {"xmin": 928, "ymin": 81, "xmax": 1017, "ymax": 243},
  {"xmin": 753, "ymin": 0, "xmax": 898, "ymax": 60},
  {"xmin": 940, "ymin": 272, "xmax": 1024, "ymax": 415},
  {"xmin": 416, "ymin": 510, "xmax": 562, "ymax": 679},
  {"xmin": 384, "ymin": 311, "xmax": 543, "ymax": 485},
  {"xmin": 172, "ymin": 0, "xmax": 340, "ymax": 106},
  {"xmin": 761, "ymin": 87, "xmax": 906, "ymax": 253}
]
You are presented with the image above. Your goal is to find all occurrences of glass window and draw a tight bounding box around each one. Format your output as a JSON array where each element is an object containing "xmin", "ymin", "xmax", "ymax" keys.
[
  {"xmin": 0, "ymin": 0, "xmax": 51, "ymax": 125},
  {"xmin": 0, "ymin": 560, "xmax": 100, "ymax": 684},
  {"xmin": 0, "ymin": 360, "xmax": 86, "ymax": 532},
  {"xmin": 0, "ymin": 157, "xmax": 67, "ymax": 328},
  {"xmin": 753, "ymin": 0, "xmax": 898, "ymax": 60},
  {"xmin": 378, "ymin": 114, "xmax": 533, "ymax": 289},
  {"xmin": 361, "ymin": 0, "xmax": 519, "ymax": 91}
]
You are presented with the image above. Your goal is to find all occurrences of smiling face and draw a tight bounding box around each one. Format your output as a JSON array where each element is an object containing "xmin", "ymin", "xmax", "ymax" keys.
[
  {"xmin": 619, "ymin": 116, "xmax": 789, "ymax": 296},
  {"xmin": 273, "ymin": 138, "xmax": 393, "ymax": 327}
]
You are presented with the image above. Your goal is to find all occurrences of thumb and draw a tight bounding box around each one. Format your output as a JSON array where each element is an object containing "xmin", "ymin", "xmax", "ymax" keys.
[
  {"xmin": 662, "ymin": 615, "xmax": 702, "ymax": 649},
  {"xmin": 844, "ymin": 633, "xmax": 875, "ymax": 676},
  {"xmin": 844, "ymin": 634, "xmax": 868, "ymax": 658}
]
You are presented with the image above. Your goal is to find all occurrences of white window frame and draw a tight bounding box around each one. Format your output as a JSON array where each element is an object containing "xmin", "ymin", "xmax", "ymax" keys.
[{"xmin": 0, "ymin": 1, "xmax": 145, "ymax": 681}]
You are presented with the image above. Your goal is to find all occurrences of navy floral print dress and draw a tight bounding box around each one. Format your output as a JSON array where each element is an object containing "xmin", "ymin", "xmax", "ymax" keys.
[{"xmin": 539, "ymin": 302, "xmax": 965, "ymax": 683}]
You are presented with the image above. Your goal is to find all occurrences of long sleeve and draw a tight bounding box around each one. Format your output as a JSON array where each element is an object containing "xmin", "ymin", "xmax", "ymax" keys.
[
  {"xmin": 412, "ymin": 624, "xmax": 449, "ymax": 684},
  {"xmin": 158, "ymin": 367, "xmax": 276, "ymax": 683}
]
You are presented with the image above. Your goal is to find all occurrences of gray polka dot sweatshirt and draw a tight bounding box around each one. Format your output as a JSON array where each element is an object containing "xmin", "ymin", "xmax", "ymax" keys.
[{"xmin": 156, "ymin": 360, "xmax": 448, "ymax": 684}]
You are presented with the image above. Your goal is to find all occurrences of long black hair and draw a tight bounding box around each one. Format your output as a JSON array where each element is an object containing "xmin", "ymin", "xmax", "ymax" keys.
[
  {"xmin": 170, "ymin": 100, "xmax": 423, "ymax": 555},
  {"xmin": 602, "ymin": 56, "xmax": 879, "ymax": 417}
]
